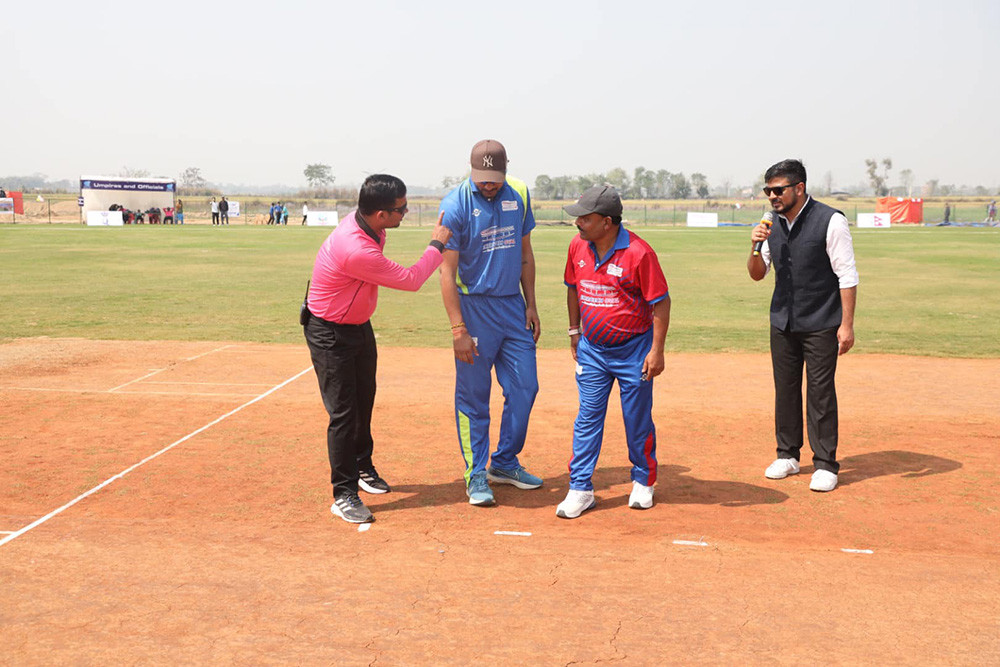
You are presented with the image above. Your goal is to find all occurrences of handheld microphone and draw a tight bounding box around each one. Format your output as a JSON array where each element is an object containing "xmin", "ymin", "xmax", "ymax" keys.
[{"xmin": 752, "ymin": 212, "xmax": 774, "ymax": 257}]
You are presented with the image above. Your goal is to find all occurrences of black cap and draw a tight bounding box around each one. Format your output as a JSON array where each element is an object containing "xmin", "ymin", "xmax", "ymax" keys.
[{"xmin": 563, "ymin": 185, "xmax": 623, "ymax": 217}]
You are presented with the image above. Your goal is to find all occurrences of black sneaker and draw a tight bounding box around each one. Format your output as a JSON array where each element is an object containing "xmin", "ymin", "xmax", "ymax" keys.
[
  {"xmin": 331, "ymin": 491, "xmax": 374, "ymax": 524},
  {"xmin": 359, "ymin": 468, "xmax": 391, "ymax": 494}
]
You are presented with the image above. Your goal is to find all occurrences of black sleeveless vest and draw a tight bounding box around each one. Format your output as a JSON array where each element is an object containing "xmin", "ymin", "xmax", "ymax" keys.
[{"xmin": 766, "ymin": 197, "xmax": 844, "ymax": 332}]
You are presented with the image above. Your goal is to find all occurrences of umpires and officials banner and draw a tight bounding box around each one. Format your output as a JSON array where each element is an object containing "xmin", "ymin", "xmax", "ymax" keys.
[{"xmin": 81, "ymin": 179, "xmax": 175, "ymax": 192}]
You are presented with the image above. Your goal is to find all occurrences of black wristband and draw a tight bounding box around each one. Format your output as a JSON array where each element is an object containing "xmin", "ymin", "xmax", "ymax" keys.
[{"xmin": 429, "ymin": 240, "xmax": 445, "ymax": 253}]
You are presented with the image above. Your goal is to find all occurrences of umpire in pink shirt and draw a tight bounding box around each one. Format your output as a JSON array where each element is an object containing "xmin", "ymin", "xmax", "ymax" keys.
[{"xmin": 304, "ymin": 174, "xmax": 451, "ymax": 524}]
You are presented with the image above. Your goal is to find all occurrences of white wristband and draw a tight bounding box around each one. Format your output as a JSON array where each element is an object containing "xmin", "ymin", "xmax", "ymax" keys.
[{"xmin": 567, "ymin": 327, "xmax": 580, "ymax": 336}]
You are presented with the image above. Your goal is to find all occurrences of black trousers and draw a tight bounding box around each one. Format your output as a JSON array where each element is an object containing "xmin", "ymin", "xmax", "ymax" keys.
[
  {"xmin": 770, "ymin": 325, "xmax": 840, "ymax": 474},
  {"xmin": 304, "ymin": 314, "xmax": 378, "ymax": 497},
  {"xmin": 212, "ymin": 212, "xmax": 219, "ymax": 224}
]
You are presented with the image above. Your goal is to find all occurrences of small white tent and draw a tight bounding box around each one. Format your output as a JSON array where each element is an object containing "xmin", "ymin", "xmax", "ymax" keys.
[{"xmin": 80, "ymin": 175, "xmax": 176, "ymax": 217}]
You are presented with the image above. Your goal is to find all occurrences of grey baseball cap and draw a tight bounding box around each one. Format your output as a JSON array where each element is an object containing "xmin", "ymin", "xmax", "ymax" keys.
[
  {"xmin": 470, "ymin": 139, "xmax": 507, "ymax": 182},
  {"xmin": 563, "ymin": 185, "xmax": 623, "ymax": 217}
]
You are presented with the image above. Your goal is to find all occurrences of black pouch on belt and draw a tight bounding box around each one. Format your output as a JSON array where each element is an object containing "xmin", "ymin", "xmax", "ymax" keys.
[{"xmin": 299, "ymin": 280, "xmax": 311, "ymax": 325}]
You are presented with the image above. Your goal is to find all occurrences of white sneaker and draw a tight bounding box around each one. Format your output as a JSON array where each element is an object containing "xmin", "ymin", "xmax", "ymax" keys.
[
  {"xmin": 810, "ymin": 469, "xmax": 838, "ymax": 492},
  {"xmin": 556, "ymin": 489, "xmax": 596, "ymax": 519},
  {"xmin": 628, "ymin": 481, "xmax": 654, "ymax": 510},
  {"xmin": 765, "ymin": 458, "xmax": 801, "ymax": 479}
]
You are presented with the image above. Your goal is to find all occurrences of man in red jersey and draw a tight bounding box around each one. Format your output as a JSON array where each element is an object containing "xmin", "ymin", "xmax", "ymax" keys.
[{"xmin": 557, "ymin": 186, "xmax": 671, "ymax": 519}]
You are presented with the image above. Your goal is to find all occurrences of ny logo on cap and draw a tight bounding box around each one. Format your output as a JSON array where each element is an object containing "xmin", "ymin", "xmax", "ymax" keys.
[{"xmin": 483, "ymin": 156, "xmax": 493, "ymax": 169}]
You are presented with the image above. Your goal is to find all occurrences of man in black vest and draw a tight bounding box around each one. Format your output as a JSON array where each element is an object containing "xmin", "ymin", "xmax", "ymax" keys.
[{"xmin": 747, "ymin": 159, "xmax": 859, "ymax": 492}]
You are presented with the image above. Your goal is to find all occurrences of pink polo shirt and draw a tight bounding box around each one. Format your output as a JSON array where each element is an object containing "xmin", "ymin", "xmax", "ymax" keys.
[{"xmin": 307, "ymin": 210, "xmax": 443, "ymax": 324}]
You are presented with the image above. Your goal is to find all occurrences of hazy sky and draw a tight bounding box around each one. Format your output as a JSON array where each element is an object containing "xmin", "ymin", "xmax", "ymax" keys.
[{"xmin": 4, "ymin": 0, "xmax": 998, "ymax": 192}]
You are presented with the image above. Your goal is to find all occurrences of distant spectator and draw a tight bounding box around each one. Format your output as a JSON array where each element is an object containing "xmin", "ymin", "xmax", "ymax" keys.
[
  {"xmin": 176, "ymin": 199, "xmax": 185, "ymax": 224},
  {"xmin": 302, "ymin": 201, "xmax": 309, "ymax": 225},
  {"xmin": 987, "ymin": 201, "xmax": 997, "ymax": 223},
  {"xmin": 281, "ymin": 202, "xmax": 289, "ymax": 225},
  {"xmin": 163, "ymin": 206, "xmax": 175, "ymax": 224},
  {"xmin": 943, "ymin": 202, "xmax": 951, "ymax": 224},
  {"xmin": 267, "ymin": 202, "xmax": 276, "ymax": 225},
  {"xmin": 0, "ymin": 186, "xmax": 6, "ymax": 198},
  {"xmin": 211, "ymin": 197, "xmax": 220, "ymax": 225},
  {"xmin": 220, "ymin": 197, "xmax": 230, "ymax": 225}
]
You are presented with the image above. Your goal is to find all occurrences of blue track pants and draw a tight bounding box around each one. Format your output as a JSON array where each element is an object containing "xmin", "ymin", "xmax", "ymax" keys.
[
  {"xmin": 454, "ymin": 294, "xmax": 538, "ymax": 485},
  {"xmin": 569, "ymin": 329, "xmax": 657, "ymax": 491}
]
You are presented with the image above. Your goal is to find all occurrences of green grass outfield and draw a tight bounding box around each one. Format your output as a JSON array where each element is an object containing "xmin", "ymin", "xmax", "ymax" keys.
[{"xmin": 1, "ymin": 224, "xmax": 997, "ymax": 357}]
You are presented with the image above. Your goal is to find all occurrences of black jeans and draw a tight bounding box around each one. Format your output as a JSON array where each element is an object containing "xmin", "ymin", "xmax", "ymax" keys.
[
  {"xmin": 770, "ymin": 325, "xmax": 840, "ymax": 473},
  {"xmin": 304, "ymin": 314, "xmax": 378, "ymax": 497}
]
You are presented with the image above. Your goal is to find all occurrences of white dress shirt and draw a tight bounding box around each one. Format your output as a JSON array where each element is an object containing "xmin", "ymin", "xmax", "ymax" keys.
[{"xmin": 760, "ymin": 196, "xmax": 860, "ymax": 289}]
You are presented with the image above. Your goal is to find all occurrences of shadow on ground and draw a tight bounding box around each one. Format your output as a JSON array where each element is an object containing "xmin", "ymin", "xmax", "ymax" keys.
[
  {"xmin": 836, "ymin": 449, "xmax": 963, "ymax": 487},
  {"xmin": 372, "ymin": 464, "xmax": 789, "ymax": 515}
]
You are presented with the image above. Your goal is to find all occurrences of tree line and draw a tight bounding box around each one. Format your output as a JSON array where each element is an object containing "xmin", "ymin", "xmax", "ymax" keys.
[{"xmin": 532, "ymin": 167, "xmax": 711, "ymax": 200}]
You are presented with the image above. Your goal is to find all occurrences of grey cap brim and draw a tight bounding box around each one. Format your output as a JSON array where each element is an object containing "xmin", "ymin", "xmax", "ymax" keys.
[{"xmin": 563, "ymin": 202, "xmax": 595, "ymax": 216}]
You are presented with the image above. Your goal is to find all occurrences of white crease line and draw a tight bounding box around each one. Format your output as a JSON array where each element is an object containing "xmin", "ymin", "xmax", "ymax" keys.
[
  {"xmin": 0, "ymin": 531, "xmax": 15, "ymax": 535},
  {"xmin": 184, "ymin": 345, "xmax": 234, "ymax": 361},
  {"xmin": 142, "ymin": 381, "xmax": 274, "ymax": 387},
  {"xmin": 841, "ymin": 548, "xmax": 874, "ymax": 554},
  {"xmin": 673, "ymin": 540, "xmax": 709, "ymax": 547},
  {"xmin": 107, "ymin": 389, "xmax": 263, "ymax": 397},
  {"xmin": 0, "ymin": 365, "xmax": 314, "ymax": 549},
  {"xmin": 358, "ymin": 524, "xmax": 371, "ymax": 533},
  {"xmin": 1, "ymin": 387, "xmax": 108, "ymax": 394},
  {"xmin": 107, "ymin": 368, "xmax": 166, "ymax": 393},
  {"xmin": 494, "ymin": 531, "xmax": 532, "ymax": 537},
  {"xmin": 0, "ymin": 386, "xmax": 261, "ymax": 398}
]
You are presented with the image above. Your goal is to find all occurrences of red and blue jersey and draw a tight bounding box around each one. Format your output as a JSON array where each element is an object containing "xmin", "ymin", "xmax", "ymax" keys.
[{"xmin": 564, "ymin": 226, "xmax": 668, "ymax": 346}]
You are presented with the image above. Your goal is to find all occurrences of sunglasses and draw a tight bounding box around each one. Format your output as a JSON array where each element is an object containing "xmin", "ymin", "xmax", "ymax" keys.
[
  {"xmin": 384, "ymin": 204, "xmax": 408, "ymax": 215},
  {"xmin": 763, "ymin": 182, "xmax": 800, "ymax": 197}
]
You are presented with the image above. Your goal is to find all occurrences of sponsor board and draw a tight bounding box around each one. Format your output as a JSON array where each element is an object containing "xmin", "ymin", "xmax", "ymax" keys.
[
  {"xmin": 686, "ymin": 212, "xmax": 719, "ymax": 227},
  {"xmin": 306, "ymin": 211, "xmax": 339, "ymax": 226},
  {"xmin": 86, "ymin": 211, "xmax": 125, "ymax": 226},
  {"xmin": 857, "ymin": 213, "xmax": 891, "ymax": 228}
]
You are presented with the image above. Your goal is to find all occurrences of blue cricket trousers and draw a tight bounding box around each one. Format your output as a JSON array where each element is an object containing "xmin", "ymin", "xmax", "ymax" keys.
[
  {"xmin": 454, "ymin": 293, "xmax": 538, "ymax": 485},
  {"xmin": 570, "ymin": 329, "xmax": 657, "ymax": 491}
]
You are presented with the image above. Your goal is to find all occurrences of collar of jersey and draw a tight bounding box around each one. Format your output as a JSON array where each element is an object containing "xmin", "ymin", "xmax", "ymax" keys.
[
  {"xmin": 588, "ymin": 225, "xmax": 630, "ymax": 268},
  {"xmin": 354, "ymin": 210, "xmax": 381, "ymax": 243}
]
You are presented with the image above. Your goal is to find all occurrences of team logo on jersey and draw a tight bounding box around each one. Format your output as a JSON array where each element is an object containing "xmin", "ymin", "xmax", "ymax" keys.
[
  {"xmin": 607, "ymin": 263, "xmax": 624, "ymax": 277},
  {"xmin": 578, "ymin": 259, "xmax": 586, "ymax": 267},
  {"xmin": 473, "ymin": 208, "xmax": 481, "ymax": 217},
  {"xmin": 483, "ymin": 156, "xmax": 493, "ymax": 168}
]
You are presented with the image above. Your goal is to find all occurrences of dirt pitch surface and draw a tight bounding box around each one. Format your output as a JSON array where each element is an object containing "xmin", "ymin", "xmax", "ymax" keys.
[{"xmin": 1, "ymin": 338, "xmax": 997, "ymax": 664}]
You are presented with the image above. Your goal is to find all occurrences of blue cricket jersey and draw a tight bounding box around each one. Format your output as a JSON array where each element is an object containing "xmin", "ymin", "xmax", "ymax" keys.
[{"xmin": 439, "ymin": 177, "xmax": 535, "ymax": 296}]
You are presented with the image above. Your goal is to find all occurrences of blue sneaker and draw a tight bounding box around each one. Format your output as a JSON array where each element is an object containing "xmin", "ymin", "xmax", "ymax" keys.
[
  {"xmin": 487, "ymin": 465, "xmax": 543, "ymax": 490},
  {"xmin": 467, "ymin": 471, "xmax": 495, "ymax": 506}
]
